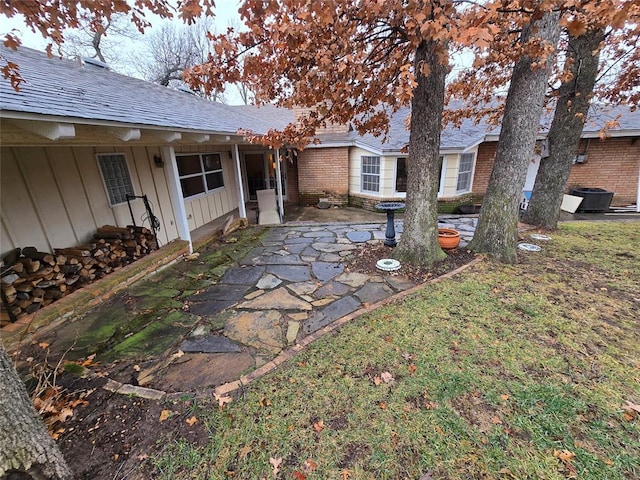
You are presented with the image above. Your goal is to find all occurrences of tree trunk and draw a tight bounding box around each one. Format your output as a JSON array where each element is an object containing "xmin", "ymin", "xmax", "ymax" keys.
[
  {"xmin": 468, "ymin": 11, "xmax": 561, "ymax": 263},
  {"xmin": 522, "ymin": 28, "xmax": 605, "ymax": 229},
  {"xmin": 395, "ymin": 39, "xmax": 448, "ymax": 266},
  {"xmin": 0, "ymin": 344, "xmax": 73, "ymax": 479}
]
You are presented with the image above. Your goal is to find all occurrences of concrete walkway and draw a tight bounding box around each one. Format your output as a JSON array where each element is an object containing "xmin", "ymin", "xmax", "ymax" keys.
[{"xmin": 157, "ymin": 214, "xmax": 477, "ymax": 392}]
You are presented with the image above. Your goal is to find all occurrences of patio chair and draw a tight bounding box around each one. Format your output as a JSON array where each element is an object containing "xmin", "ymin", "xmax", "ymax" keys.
[{"xmin": 256, "ymin": 189, "xmax": 281, "ymax": 225}]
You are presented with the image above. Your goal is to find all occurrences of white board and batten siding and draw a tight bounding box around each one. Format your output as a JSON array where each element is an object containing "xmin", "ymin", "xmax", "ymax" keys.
[
  {"xmin": 0, "ymin": 145, "xmax": 180, "ymax": 256},
  {"xmin": 174, "ymin": 146, "xmax": 239, "ymax": 232}
]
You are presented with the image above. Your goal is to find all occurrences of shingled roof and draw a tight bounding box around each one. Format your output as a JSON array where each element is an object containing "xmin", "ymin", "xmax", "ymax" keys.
[
  {"xmin": 1, "ymin": 46, "xmax": 637, "ymax": 150},
  {"xmin": 0, "ymin": 45, "xmax": 293, "ymax": 135}
]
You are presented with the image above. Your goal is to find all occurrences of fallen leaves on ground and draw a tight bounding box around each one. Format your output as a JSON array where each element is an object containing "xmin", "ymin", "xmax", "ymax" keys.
[
  {"xmin": 159, "ymin": 409, "xmax": 171, "ymax": 422},
  {"xmin": 269, "ymin": 457, "xmax": 283, "ymax": 477},
  {"xmin": 186, "ymin": 415, "xmax": 198, "ymax": 426},
  {"xmin": 553, "ymin": 449, "xmax": 577, "ymax": 478},
  {"xmin": 312, "ymin": 419, "xmax": 324, "ymax": 432},
  {"xmin": 213, "ymin": 391, "xmax": 233, "ymax": 407}
]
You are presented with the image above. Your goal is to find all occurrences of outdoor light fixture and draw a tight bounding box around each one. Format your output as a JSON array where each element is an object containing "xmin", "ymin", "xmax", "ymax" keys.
[{"xmin": 153, "ymin": 154, "xmax": 164, "ymax": 168}]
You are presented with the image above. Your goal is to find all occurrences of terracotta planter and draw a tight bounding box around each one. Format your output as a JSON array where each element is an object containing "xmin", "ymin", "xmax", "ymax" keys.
[{"xmin": 438, "ymin": 228, "xmax": 460, "ymax": 249}]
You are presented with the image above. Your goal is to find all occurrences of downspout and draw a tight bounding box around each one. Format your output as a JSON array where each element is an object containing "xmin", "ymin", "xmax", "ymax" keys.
[
  {"xmin": 233, "ymin": 144, "xmax": 247, "ymax": 219},
  {"xmin": 162, "ymin": 146, "xmax": 192, "ymax": 253},
  {"xmin": 275, "ymin": 148, "xmax": 285, "ymax": 221}
]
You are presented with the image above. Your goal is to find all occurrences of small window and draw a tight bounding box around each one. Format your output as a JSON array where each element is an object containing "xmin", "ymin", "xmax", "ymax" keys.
[
  {"xmin": 456, "ymin": 153, "xmax": 475, "ymax": 193},
  {"xmin": 176, "ymin": 153, "xmax": 224, "ymax": 198},
  {"xmin": 361, "ymin": 156, "xmax": 380, "ymax": 193},
  {"xmin": 395, "ymin": 157, "xmax": 407, "ymax": 193},
  {"xmin": 97, "ymin": 153, "xmax": 135, "ymax": 205}
]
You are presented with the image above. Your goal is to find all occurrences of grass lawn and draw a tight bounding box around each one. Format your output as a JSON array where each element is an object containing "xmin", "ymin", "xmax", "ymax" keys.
[{"xmin": 153, "ymin": 221, "xmax": 640, "ymax": 479}]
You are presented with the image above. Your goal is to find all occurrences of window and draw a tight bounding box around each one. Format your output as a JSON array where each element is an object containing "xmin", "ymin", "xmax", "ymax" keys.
[
  {"xmin": 97, "ymin": 153, "xmax": 135, "ymax": 205},
  {"xmin": 456, "ymin": 153, "xmax": 475, "ymax": 193},
  {"xmin": 361, "ymin": 156, "xmax": 380, "ymax": 193},
  {"xmin": 176, "ymin": 153, "xmax": 224, "ymax": 198},
  {"xmin": 395, "ymin": 157, "xmax": 407, "ymax": 193}
]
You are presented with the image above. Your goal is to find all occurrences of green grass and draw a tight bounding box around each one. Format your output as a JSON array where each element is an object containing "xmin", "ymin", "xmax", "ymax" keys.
[{"xmin": 153, "ymin": 222, "xmax": 640, "ymax": 479}]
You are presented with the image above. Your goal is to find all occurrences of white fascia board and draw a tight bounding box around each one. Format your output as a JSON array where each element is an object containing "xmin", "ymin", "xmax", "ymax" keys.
[
  {"xmin": 581, "ymin": 129, "xmax": 640, "ymax": 139},
  {"xmin": 0, "ymin": 111, "xmax": 238, "ymax": 138}
]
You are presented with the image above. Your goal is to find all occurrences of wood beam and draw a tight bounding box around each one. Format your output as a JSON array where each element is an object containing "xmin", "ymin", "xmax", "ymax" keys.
[
  {"xmin": 107, "ymin": 127, "xmax": 141, "ymax": 141},
  {"xmin": 150, "ymin": 131, "xmax": 182, "ymax": 142},
  {"xmin": 183, "ymin": 133, "xmax": 210, "ymax": 143},
  {"xmin": 13, "ymin": 120, "xmax": 75, "ymax": 141}
]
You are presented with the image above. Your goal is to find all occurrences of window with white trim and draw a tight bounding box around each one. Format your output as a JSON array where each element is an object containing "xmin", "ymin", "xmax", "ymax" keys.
[
  {"xmin": 361, "ymin": 156, "xmax": 380, "ymax": 193},
  {"xmin": 395, "ymin": 157, "xmax": 407, "ymax": 193},
  {"xmin": 176, "ymin": 153, "xmax": 224, "ymax": 198},
  {"xmin": 456, "ymin": 153, "xmax": 475, "ymax": 193},
  {"xmin": 97, "ymin": 153, "xmax": 135, "ymax": 205}
]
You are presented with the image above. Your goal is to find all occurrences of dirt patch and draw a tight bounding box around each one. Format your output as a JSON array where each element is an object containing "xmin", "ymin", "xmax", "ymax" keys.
[
  {"xmin": 343, "ymin": 243, "xmax": 477, "ymax": 284},
  {"xmin": 51, "ymin": 374, "xmax": 210, "ymax": 479}
]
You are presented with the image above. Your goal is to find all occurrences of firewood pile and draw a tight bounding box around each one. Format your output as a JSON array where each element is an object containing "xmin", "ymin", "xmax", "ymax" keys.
[{"xmin": 1, "ymin": 226, "xmax": 157, "ymax": 326}]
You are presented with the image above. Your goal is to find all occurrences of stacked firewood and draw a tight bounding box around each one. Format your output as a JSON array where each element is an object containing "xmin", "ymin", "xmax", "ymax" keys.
[{"xmin": 1, "ymin": 226, "xmax": 157, "ymax": 325}]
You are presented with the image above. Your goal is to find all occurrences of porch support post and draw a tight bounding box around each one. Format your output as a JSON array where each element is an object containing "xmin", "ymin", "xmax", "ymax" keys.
[
  {"xmin": 275, "ymin": 148, "xmax": 285, "ymax": 221},
  {"xmin": 233, "ymin": 144, "xmax": 247, "ymax": 219},
  {"xmin": 162, "ymin": 146, "xmax": 192, "ymax": 253}
]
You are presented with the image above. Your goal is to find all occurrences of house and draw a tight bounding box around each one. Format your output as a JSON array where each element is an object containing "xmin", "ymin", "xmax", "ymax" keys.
[
  {"xmin": 1, "ymin": 45, "xmax": 294, "ymax": 258},
  {"xmin": 297, "ymin": 104, "xmax": 640, "ymax": 211},
  {"xmin": 2, "ymin": 46, "xmax": 639, "ymax": 265}
]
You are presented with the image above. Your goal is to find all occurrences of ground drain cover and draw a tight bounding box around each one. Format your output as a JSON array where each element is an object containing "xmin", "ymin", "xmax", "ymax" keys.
[{"xmin": 376, "ymin": 258, "xmax": 401, "ymax": 271}]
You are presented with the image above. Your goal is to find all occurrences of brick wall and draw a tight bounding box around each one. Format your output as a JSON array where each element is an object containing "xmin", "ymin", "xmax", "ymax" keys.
[
  {"xmin": 567, "ymin": 137, "xmax": 639, "ymax": 204},
  {"xmin": 472, "ymin": 137, "xmax": 639, "ymax": 205},
  {"xmin": 297, "ymin": 147, "xmax": 350, "ymax": 206},
  {"xmin": 292, "ymin": 106, "xmax": 351, "ymax": 135}
]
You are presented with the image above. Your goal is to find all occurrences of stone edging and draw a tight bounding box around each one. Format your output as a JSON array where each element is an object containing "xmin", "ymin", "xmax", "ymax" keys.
[{"xmin": 99, "ymin": 256, "xmax": 484, "ymax": 401}]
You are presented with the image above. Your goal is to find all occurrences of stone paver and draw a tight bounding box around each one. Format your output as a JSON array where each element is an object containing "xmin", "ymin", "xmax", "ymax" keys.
[
  {"xmin": 189, "ymin": 284, "xmax": 251, "ymax": 302},
  {"xmin": 225, "ymin": 310, "xmax": 284, "ymax": 354},
  {"xmin": 267, "ymin": 265, "xmax": 312, "ymax": 282},
  {"xmin": 256, "ymin": 274, "xmax": 282, "ymax": 289},
  {"xmin": 302, "ymin": 295, "xmax": 361, "ymax": 334},
  {"xmin": 180, "ymin": 335, "xmax": 242, "ymax": 353},
  {"xmin": 314, "ymin": 282, "xmax": 350, "ymax": 298},
  {"xmin": 220, "ymin": 266, "xmax": 266, "ymax": 285},
  {"xmin": 98, "ymin": 214, "xmax": 478, "ymax": 393},
  {"xmin": 354, "ymin": 283, "xmax": 394, "ymax": 304},
  {"xmin": 189, "ymin": 300, "xmax": 235, "ymax": 317},
  {"xmin": 311, "ymin": 261, "xmax": 344, "ymax": 282},
  {"xmin": 238, "ymin": 287, "xmax": 312, "ymax": 311}
]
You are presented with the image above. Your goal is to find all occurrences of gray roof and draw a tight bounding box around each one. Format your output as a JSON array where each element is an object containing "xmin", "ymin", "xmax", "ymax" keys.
[
  {"xmin": 0, "ymin": 46, "xmax": 293, "ymax": 135},
  {"xmin": 1, "ymin": 46, "xmax": 636, "ymax": 149},
  {"xmin": 316, "ymin": 102, "xmax": 640, "ymax": 154}
]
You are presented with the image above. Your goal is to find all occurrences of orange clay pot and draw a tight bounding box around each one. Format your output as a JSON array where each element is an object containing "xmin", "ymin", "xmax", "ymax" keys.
[{"xmin": 438, "ymin": 228, "xmax": 460, "ymax": 249}]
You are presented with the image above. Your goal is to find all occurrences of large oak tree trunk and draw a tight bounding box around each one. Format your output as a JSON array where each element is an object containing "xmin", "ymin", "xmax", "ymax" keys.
[
  {"xmin": 0, "ymin": 344, "xmax": 72, "ymax": 480},
  {"xmin": 395, "ymin": 39, "xmax": 448, "ymax": 266},
  {"xmin": 522, "ymin": 28, "xmax": 605, "ymax": 229},
  {"xmin": 469, "ymin": 11, "xmax": 561, "ymax": 263}
]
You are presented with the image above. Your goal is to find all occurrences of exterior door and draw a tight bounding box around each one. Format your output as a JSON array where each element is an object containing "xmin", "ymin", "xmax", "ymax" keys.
[{"xmin": 243, "ymin": 151, "xmax": 287, "ymax": 201}]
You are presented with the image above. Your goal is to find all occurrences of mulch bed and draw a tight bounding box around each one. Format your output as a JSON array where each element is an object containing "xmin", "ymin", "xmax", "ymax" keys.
[{"xmin": 343, "ymin": 242, "xmax": 477, "ymax": 284}]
